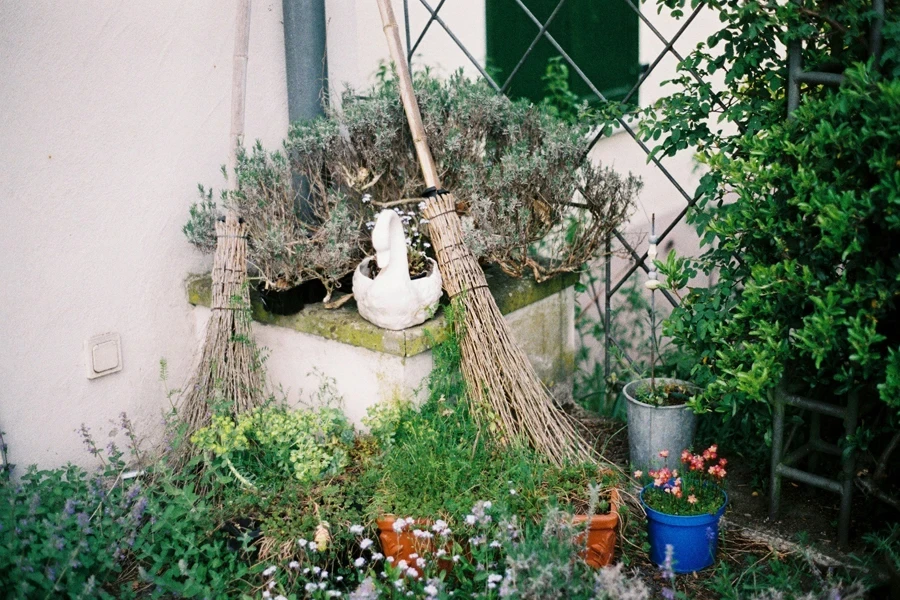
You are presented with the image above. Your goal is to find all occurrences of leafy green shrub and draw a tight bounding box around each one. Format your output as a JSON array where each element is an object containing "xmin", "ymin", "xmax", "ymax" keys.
[
  {"xmin": 0, "ymin": 417, "xmax": 246, "ymax": 599},
  {"xmin": 633, "ymin": 0, "xmax": 900, "ymax": 460},
  {"xmin": 191, "ymin": 404, "xmax": 355, "ymax": 487}
]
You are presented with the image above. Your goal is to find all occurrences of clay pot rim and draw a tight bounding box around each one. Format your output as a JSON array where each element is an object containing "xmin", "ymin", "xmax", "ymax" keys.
[{"xmin": 376, "ymin": 488, "xmax": 622, "ymax": 529}]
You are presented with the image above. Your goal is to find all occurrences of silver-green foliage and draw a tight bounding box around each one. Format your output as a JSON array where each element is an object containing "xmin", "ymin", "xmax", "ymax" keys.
[{"xmin": 185, "ymin": 70, "xmax": 639, "ymax": 294}]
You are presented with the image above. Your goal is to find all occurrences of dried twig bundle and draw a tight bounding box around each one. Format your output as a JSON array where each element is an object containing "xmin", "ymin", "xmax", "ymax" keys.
[{"xmin": 179, "ymin": 212, "xmax": 264, "ymax": 440}]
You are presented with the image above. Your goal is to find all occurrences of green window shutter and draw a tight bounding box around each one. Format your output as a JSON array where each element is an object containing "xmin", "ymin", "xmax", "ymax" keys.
[{"xmin": 486, "ymin": 0, "xmax": 640, "ymax": 104}]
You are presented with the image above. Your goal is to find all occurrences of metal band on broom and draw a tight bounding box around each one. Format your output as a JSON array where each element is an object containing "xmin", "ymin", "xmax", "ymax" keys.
[{"xmin": 376, "ymin": 0, "xmax": 595, "ymax": 466}]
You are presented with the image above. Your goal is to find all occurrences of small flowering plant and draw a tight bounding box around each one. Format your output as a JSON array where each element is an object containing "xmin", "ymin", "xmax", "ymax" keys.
[{"xmin": 636, "ymin": 445, "xmax": 728, "ymax": 516}]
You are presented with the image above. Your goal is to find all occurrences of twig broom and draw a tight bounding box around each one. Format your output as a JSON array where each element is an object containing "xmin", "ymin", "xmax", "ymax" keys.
[
  {"xmin": 178, "ymin": 0, "xmax": 263, "ymax": 442},
  {"xmin": 376, "ymin": 0, "xmax": 595, "ymax": 466}
]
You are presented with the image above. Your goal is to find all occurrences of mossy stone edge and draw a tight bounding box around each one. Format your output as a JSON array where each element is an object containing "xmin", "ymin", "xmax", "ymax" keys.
[{"xmin": 185, "ymin": 267, "xmax": 579, "ymax": 358}]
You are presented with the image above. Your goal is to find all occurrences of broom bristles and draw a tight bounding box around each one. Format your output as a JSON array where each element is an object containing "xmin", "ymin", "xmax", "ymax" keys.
[
  {"xmin": 178, "ymin": 212, "xmax": 264, "ymax": 441},
  {"xmin": 422, "ymin": 192, "xmax": 596, "ymax": 466}
]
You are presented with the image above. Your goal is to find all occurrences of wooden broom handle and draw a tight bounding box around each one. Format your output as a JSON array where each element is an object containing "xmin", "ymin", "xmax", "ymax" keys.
[{"xmin": 376, "ymin": 0, "xmax": 441, "ymax": 189}]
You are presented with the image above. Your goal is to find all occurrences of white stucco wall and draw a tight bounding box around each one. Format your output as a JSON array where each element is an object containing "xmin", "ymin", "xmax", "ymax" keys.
[{"xmin": 0, "ymin": 1, "xmax": 288, "ymax": 470}]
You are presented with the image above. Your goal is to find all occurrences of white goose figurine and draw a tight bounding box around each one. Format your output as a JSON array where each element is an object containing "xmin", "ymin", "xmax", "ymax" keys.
[{"xmin": 353, "ymin": 209, "xmax": 443, "ymax": 330}]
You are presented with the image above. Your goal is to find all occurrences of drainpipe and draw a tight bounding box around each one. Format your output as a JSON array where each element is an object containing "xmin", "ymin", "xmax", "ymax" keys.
[
  {"xmin": 282, "ymin": 0, "xmax": 328, "ymax": 121},
  {"xmin": 282, "ymin": 0, "xmax": 328, "ymax": 219}
]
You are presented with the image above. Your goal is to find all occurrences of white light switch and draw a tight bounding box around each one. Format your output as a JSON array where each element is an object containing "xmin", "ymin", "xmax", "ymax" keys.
[{"xmin": 86, "ymin": 333, "xmax": 122, "ymax": 379}]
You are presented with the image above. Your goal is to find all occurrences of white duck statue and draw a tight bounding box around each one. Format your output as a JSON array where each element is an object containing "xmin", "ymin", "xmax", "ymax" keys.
[{"xmin": 352, "ymin": 209, "xmax": 443, "ymax": 330}]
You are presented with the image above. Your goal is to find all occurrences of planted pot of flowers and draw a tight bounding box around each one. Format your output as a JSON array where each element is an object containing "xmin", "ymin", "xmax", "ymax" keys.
[
  {"xmin": 624, "ymin": 377, "xmax": 698, "ymax": 471},
  {"xmin": 571, "ymin": 486, "xmax": 621, "ymax": 568},
  {"xmin": 635, "ymin": 445, "xmax": 728, "ymax": 573}
]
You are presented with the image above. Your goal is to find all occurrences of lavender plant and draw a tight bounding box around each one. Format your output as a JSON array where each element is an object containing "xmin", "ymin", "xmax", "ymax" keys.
[{"xmin": 185, "ymin": 70, "xmax": 639, "ymax": 297}]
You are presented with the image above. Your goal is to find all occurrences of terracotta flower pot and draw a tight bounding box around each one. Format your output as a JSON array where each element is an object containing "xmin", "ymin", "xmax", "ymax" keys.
[
  {"xmin": 572, "ymin": 488, "xmax": 621, "ymax": 568},
  {"xmin": 375, "ymin": 516, "xmax": 454, "ymax": 574}
]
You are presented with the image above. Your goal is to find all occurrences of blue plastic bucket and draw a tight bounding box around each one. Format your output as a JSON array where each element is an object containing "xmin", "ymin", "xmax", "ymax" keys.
[{"xmin": 640, "ymin": 485, "xmax": 727, "ymax": 573}]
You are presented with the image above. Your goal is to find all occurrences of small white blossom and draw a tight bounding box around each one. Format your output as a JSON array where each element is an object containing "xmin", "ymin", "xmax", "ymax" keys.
[
  {"xmin": 490, "ymin": 540, "xmax": 502, "ymax": 548},
  {"xmin": 484, "ymin": 501, "xmax": 492, "ymax": 509},
  {"xmin": 465, "ymin": 515, "xmax": 476, "ymax": 526},
  {"xmin": 298, "ymin": 538, "xmax": 308, "ymax": 548},
  {"xmin": 405, "ymin": 567, "xmax": 419, "ymax": 578},
  {"xmin": 262, "ymin": 592, "xmax": 271, "ymax": 600},
  {"xmin": 509, "ymin": 489, "xmax": 517, "ymax": 495},
  {"xmin": 386, "ymin": 556, "xmax": 394, "ymax": 563},
  {"xmin": 355, "ymin": 557, "xmax": 366, "ymax": 568},
  {"xmin": 424, "ymin": 584, "xmax": 438, "ymax": 596},
  {"xmin": 350, "ymin": 524, "xmax": 364, "ymax": 535},
  {"xmin": 416, "ymin": 557, "xmax": 426, "ymax": 568},
  {"xmin": 372, "ymin": 552, "xmax": 384, "ymax": 561},
  {"xmin": 305, "ymin": 583, "xmax": 318, "ymax": 593},
  {"xmin": 267, "ymin": 580, "xmax": 276, "ymax": 589},
  {"xmin": 360, "ymin": 538, "xmax": 374, "ymax": 549},
  {"xmin": 397, "ymin": 560, "xmax": 408, "ymax": 570},
  {"xmin": 263, "ymin": 565, "xmax": 277, "ymax": 577},
  {"xmin": 288, "ymin": 560, "xmax": 300, "ymax": 570}
]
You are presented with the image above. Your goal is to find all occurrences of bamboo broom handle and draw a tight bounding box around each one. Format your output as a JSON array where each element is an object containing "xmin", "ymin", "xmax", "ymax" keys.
[{"xmin": 376, "ymin": 0, "xmax": 441, "ymax": 189}]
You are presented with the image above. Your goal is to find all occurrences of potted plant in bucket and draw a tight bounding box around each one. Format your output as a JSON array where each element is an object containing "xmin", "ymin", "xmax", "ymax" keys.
[
  {"xmin": 635, "ymin": 445, "xmax": 728, "ymax": 573},
  {"xmin": 624, "ymin": 377, "xmax": 698, "ymax": 472}
]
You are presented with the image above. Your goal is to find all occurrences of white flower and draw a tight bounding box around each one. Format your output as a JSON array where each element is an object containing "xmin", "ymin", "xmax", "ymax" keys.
[
  {"xmin": 305, "ymin": 583, "xmax": 318, "ymax": 593},
  {"xmin": 397, "ymin": 560, "xmax": 408, "ymax": 570},
  {"xmin": 488, "ymin": 574, "xmax": 503, "ymax": 584},
  {"xmin": 350, "ymin": 524, "xmax": 364, "ymax": 535},
  {"xmin": 321, "ymin": 570, "xmax": 329, "ymax": 579},
  {"xmin": 424, "ymin": 584, "xmax": 438, "ymax": 596},
  {"xmin": 392, "ymin": 518, "xmax": 408, "ymax": 533},
  {"xmin": 262, "ymin": 592, "xmax": 271, "ymax": 600},
  {"xmin": 298, "ymin": 538, "xmax": 308, "ymax": 548},
  {"xmin": 362, "ymin": 194, "xmax": 372, "ymax": 204},
  {"xmin": 262, "ymin": 565, "xmax": 277, "ymax": 577},
  {"xmin": 452, "ymin": 554, "xmax": 461, "ymax": 563},
  {"xmin": 288, "ymin": 560, "xmax": 300, "ymax": 570},
  {"xmin": 267, "ymin": 580, "xmax": 276, "ymax": 589},
  {"xmin": 409, "ymin": 553, "xmax": 418, "ymax": 559},
  {"xmin": 327, "ymin": 592, "xmax": 341, "ymax": 598},
  {"xmin": 465, "ymin": 515, "xmax": 477, "ymax": 526},
  {"xmin": 393, "ymin": 579, "xmax": 405, "ymax": 589},
  {"xmin": 436, "ymin": 549, "xmax": 447, "ymax": 558},
  {"xmin": 355, "ymin": 557, "xmax": 366, "ymax": 568},
  {"xmin": 405, "ymin": 567, "xmax": 419, "ymax": 578},
  {"xmin": 303, "ymin": 567, "xmax": 310, "ymax": 574},
  {"xmin": 313, "ymin": 566, "xmax": 321, "ymax": 575},
  {"xmin": 275, "ymin": 596, "xmax": 288, "ymax": 600},
  {"xmin": 418, "ymin": 202, "xmax": 427, "ymax": 210},
  {"xmin": 416, "ymin": 557, "xmax": 426, "ymax": 568},
  {"xmin": 386, "ymin": 556, "xmax": 394, "ymax": 563},
  {"xmin": 490, "ymin": 540, "xmax": 502, "ymax": 548},
  {"xmin": 432, "ymin": 519, "xmax": 448, "ymax": 532},
  {"xmin": 509, "ymin": 489, "xmax": 517, "ymax": 495},
  {"xmin": 318, "ymin": 582, "xmax": 327, "ymax": 590},
  {"xmin": 372, "ymin": 552, "xmax": 384, "ymax": 561},
  {"xmin": 484, "ymin": 501, "xmax": 492, "ymax": 509},
  {"xmin": 360, "ymin": 538, "xmax": 374, "ymax": 549},
  {"xmin": 420, "ymin": 218, "xmax": 429, "ymax": 224}
]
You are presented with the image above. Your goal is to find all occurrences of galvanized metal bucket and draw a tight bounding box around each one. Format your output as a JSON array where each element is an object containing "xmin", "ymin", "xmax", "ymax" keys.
[{"xmin": 624, "ymin": 378, "xmax": 698, "ymax": 471}]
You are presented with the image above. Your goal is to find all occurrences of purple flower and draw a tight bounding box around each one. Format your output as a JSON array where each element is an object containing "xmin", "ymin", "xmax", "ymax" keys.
[
  {"xmin": 126, "ymin": 483, "xmax": 142, "ymax": 502},
  {"xmin": 63, "ymin": 498, "xmax": 76, "ymax": 516},
  {"xmin": 705, "ymin": 526, "xmax": 716, "ymax": 542},
  {"xmin": 130, "ymin": 497, "xmax": 148, "ymax": 524},
  {"xmin": 76, "ymin": 512, "xmax": 92, "ymax": 532}
]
